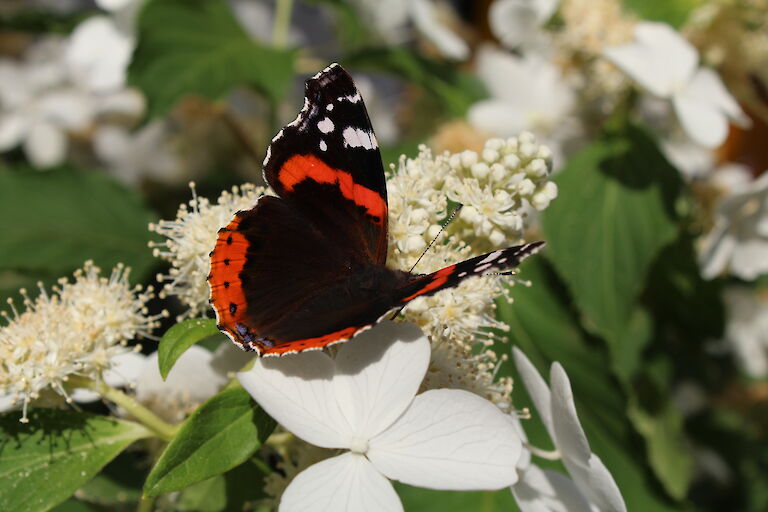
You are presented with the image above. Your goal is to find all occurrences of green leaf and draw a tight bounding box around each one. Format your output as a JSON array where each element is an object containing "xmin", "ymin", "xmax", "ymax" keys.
[
  {"xmin": 343, "ymin": 47, "xmax": 486, "ymax": 118},
  {"xmin": 496, "ymin": 259, "xmax": 679, "ymax": 510},
  {"xmin": 76, "ymin": 449, "xmax": 146, "ymax": 507},
  {"xmin": 0, "ymin": 167, "xmax": 157, "ymax": 291},
  {"xmin": 143, "ymin": 387, "xmax": 275, "ymax": 496},
  {"xmin": 629, "ymin": 397, "xmax": 692, "ymax": 500},
  {"xmin": 396, "ymin": 483, "xmax": 518, "ymax": 512},
  {"xmin": 178, "ymin": 459, "xmax": 269, "ymax": 512},
  {"xmin": 130, "ymin": 0, "xmax": 295, "ymax": 120},
  {"xmin": 541, "ymin": 124, "xmax": 681, "ymax": 345},
  {"xmin": 158, "ymin": 318, "xmax": 221, "ymax": 380},
  {"xmin": 622, "ymin": 0, "xmax": 702, "ymax": 28},
  {"xmin": 0, "ymin": 409, "xmax": 150, "ymax": 512}
]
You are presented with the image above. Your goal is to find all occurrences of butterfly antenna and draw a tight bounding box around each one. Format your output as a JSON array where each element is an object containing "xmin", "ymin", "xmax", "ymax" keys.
[
  {"xmin": 391, "ymin": 203, "xmax": 463, "ymax": 321},
  {"xmin": 408, "ymin": 203, "xmax": 463, "ymax": 274}
]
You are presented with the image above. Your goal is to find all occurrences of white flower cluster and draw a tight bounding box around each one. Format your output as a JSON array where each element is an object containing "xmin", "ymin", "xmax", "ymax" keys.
[
  {"xmin": 149, "ymin": 183, "xmax": 265, "ymax": 319},
  {"xmin": 0, "ymin": 262, "xmax": 161, "ymax": 422},
  {"xmin": 387, "ymin": 134, "xmax": 555, "ymax": 408}
]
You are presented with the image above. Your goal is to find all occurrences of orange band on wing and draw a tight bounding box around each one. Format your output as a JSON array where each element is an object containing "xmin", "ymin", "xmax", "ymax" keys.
[
  {"xmin": 262, "ymin": 326, "xmax": 361, "ymax": 356},
  {"xmin": 401, "ymin": 265, "xmax": 456, "ymax": 302},
  {"xmin": 208, "ymin": 216, "xmax": 249, "ymax": 330},
  {"xmin": 278, "ymin": 154, "xmax": 386, "ymax": 223}
]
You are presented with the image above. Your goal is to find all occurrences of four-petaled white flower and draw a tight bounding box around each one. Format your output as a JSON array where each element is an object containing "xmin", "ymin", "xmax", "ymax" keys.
[
  {"xmin": 604, "ymin": 21, "xmax": 749, "ymax": 148},
  {"xmin": 238, "ymin": 321, "xmax": 522, "ymax": 512},
  {"xmin": 699, "ymin": 168, "xmax": 768, "ymax": 280},
  {"xmin": 512, "ymin": 347, "xmax": 627, "ymax": 512}
]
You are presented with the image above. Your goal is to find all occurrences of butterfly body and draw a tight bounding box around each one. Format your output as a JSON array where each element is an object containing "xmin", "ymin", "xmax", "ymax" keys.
[{"xmin": 208, "ymin": 64, "xmax": 544, "ymax": 356}]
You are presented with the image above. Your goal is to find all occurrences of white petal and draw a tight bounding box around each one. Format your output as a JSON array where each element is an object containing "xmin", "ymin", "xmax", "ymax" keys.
[
  {"xmin": 512, "ymin": 464, "xmax": 593, "ymax": 512},
  {"xmin": 604, "ymin": 22, "xmax": 697, "ymax": 98},
  {"xmin": 104, "ymin": 351, "xmax": 147, "ymax": 388},
  {"xmin": 70, "ymin": 388, "xmax": 101, "ymax": 403},
  {"xmin": 563, "ymin": 454, "xmax": 627, "ymax": 512},
  {"xmin": 0, "ymin": 394, "xmax": 19, "ymax": 413},
  {"xmin": 37, "ymin": 89, "xmax": 96, "ymax": 130},
  {"xmin": 687, "ymin": 68, "xmax": 750, "ymax": 127},
  {"xmin": 698, "ymin": 223, "xmax": 734, "ymax": 279},
  {"xmin": 279, "ymin": 453, "xmax": 402, "ymax": 512},
  {"xmin": 238, "ymin": 350, "xmax": 351, "ymax": 449},
  {"xmin": 24, "ymin": 121, "xmax": 67, "ymax": 168},
  {"xmin": 468, "ymin": 100, "xmax": 528, "ymax": 138},
  {"xmin": 0, "ymin": 113, "xmax": 28, "ymax": 151},
  {"xmin": 97, "ymin": 0, "xmax": 136, "ymax": 11},
  {"xmin": 673, "ymin": 90, "xmax": 729, "ymax": 148},
  {"xmin": 137, "ymin": 347, "xmax": 227, "ymax": 406},
  {"xmin": 730, "ymin": 239, "xmax": 768, "ymax": 280},
  {"xmin": 333, "ymin": 321, "xmax": 429, "ymax": 440},
  {"xmin": 66, "ymin": 16, "xmax": 134, "ymax": 93},
  {"xmin": 512, "ymin": 347, "xmax": 554, "ymax": 437},
  {"xmin": 488, "ymin": 0, "xmax": 544, "ymax": 49},
  {"xmin": 410, "ymin": 0, "xmax": 469, "ymax": 60},
  {"xmin": 95, "ymin": 89, "xmax": 146, "ymax": 117},
  {"xmin": 368, "ymin": 389, "xmax": 521, "ymax": 490},
  {"xmin": 549, "ymin": 363, "xmax": 590, "ymax": 465}
]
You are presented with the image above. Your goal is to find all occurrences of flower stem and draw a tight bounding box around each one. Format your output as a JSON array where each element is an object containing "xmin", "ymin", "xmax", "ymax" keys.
[
  {"xmin": 525, "ymin": 442, "xmax": 561, "ymax": 461},
  {"xmin": 137, "ymin": 496, "xmax": 155, "ymax": 512},
  {"xmin": 67, "ymin": 376, "xmax": 178, "ymax": 441},
  {"xmin": 272, "ymin": 0, "xmax": 295, "ymax": 48}
]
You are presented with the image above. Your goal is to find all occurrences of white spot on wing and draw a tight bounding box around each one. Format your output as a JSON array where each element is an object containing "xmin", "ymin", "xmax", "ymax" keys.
[
  {"xmin": 317, "ymin": 117, "xmax": 334, "ymax": 133},
  {"xmin": 478, "ymin": 250, "xmax": 503, "ymax": 265},
  {"xmin": 342, "ymin": 127, "xmax": 377, "ymax": 149},
  {"xmin": 319, "ymin": 140, "xmax": 328, "ymax": 151},
  {"xmin": 475, "ymin": 263, "xmax": 493, "ymax": 273},
  {"xmin": 326, "ymin": 103, "xmax": 333, "ymax": 111},
  {"xmin": 458, "ymin": 272, "xmax": 468, "ymax": 277},
  {"xmin": 337, "ymin": 92, "xmax": 361, "ymax": 103}
]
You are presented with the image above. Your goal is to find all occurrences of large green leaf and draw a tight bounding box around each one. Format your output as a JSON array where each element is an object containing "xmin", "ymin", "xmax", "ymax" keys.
[
  {"xmin": 0, "ymin": 409, "xmax": 150, "ymax": 512},
  {"xmin": 541, "ymin": 124, "xmax": 680, "ymax": 345},
  {"xmin": 130, "ymin": 0, "xmax": 295, "ymax": 120},
  {"xmin": 496, "ymin": 259, "xmax": 679, "ymax": 511},
  {"xmin": 143, "ymin": 387, "xmax": 275, "ymax": 496},
  {"xmin": 158, "ymin": 318, "xmax": 221, "ymax": 380},
  {"xmin": 0, "ymin": 167, "xmax": 157, "ymax": 304}
]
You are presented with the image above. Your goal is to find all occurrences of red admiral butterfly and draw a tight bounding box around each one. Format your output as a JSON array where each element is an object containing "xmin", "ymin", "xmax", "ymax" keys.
[{"xmin": 208, "ymin": 64, "xmax": 544, "ymax": 356}]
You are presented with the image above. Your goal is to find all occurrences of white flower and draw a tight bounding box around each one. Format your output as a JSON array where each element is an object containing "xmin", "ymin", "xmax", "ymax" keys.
[
  {"xmin": 604, "ymin": 22, "xmax": 749, "ymax": 148},
  {"xmin": 149, "ymin": 183, "xmax": 265, "ymax": 319},
  {"xmin": 489, "ymin": 0, "xmax": 559, "ymax": 50},
  {"xmin": 512, "ymin": 347, "xmax": 627, "ymax": 512},
  {"xmin": 410, "ymin": 0, "xmax": 469, "ymax": 60},
  {"xmin": 0, "ymin": 36, "xmax": 144, "ymax": 168},
  {"xmin": 349, "ymin": 0, "xmax": 468, "ymax": 60},
  {"xmin": 0, "ymin": 262, "xmax": 162, "ymax": 422},
  {"xmin": 238, "ymin": 322, "xmax": 522, "ymax": 512},
  {"xmin": 468, "ymin": 46, "xmax": 576, "ymax": 165},
  {"xmin": 722, "ymin": 287, "xmax": 768, "ymax": 378},
  {"xmin": 699, "ymin": 169, "xmax": 768, "ymax": 280},
  {"xmin": 65, "ymin": 16, "xmax": 134, "ymax": 93}
]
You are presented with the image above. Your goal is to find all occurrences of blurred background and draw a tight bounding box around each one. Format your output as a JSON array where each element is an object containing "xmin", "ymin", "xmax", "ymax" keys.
[{"xmin": 0, "ymin": 0, "xmax": 766, "ymax": 511}]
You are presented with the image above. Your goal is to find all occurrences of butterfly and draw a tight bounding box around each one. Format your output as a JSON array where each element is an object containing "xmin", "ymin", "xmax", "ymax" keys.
[{"xmin": 208, "ymin": 63, "xmax": 544, "ymax": 356}]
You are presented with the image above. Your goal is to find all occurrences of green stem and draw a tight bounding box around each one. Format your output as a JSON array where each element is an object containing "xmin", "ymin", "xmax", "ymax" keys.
[
  {"xmin": 137, "ymin": 495, "xmax": 155, "ymax": 512},
  {"xmin": 272, "ymin": 0, "xmax": 295, "ymax": 48},
  {"xmin": 67, "ymin": 376, "xmax": 178, "ymax": 441}
]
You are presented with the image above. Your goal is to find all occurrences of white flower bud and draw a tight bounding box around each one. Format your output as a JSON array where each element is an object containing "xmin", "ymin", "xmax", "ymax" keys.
[
  {"xmin": 471, "ymin": 162, "xmax": 490, "ymax": 179},
  {"xmin": 460, "ymin": 150, "xmax": 478, "ymax": 168}
]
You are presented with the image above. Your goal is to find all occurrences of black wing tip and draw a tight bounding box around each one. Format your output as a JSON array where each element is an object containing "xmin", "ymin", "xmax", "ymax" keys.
[{"xmin": 306, "ymin": 62, "xmax": 355, "ymax": 95}]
